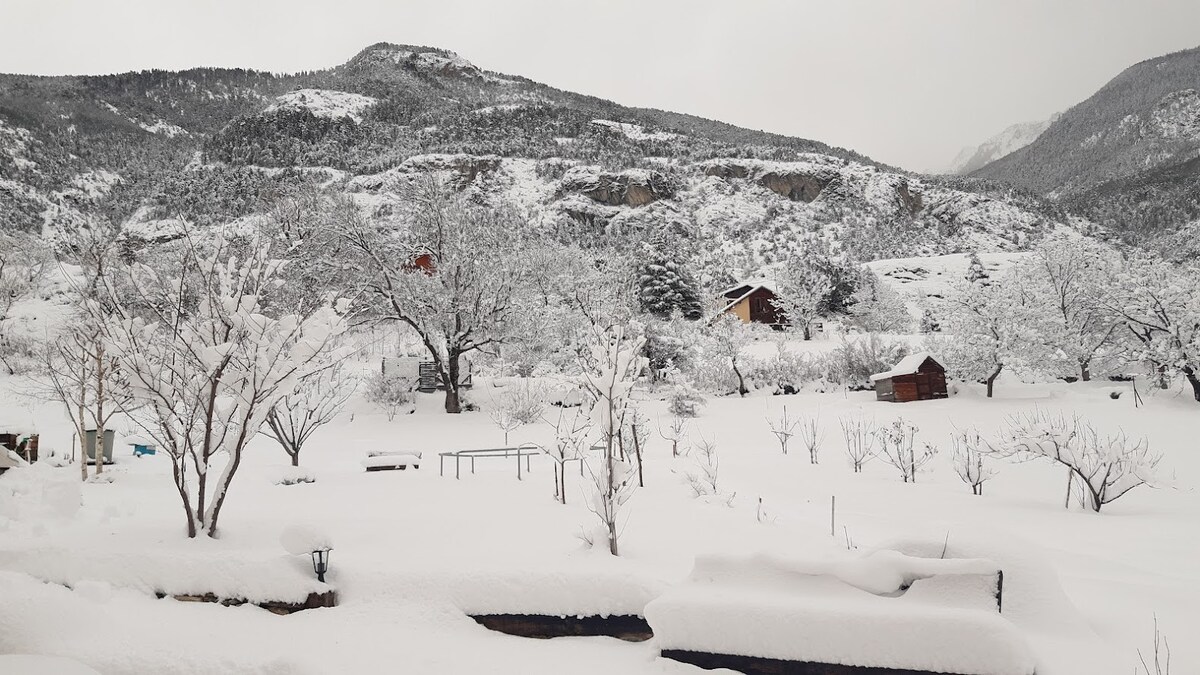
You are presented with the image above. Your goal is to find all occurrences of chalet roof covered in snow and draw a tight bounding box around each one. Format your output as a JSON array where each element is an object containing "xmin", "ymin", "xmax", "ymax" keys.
[
  {"xmin": 870, "ymin": 352, "xmax": 941, "ymax": 382},
  {"xmin": 719, "ymin": 278, "xmax": 778, "ymax": 299}
]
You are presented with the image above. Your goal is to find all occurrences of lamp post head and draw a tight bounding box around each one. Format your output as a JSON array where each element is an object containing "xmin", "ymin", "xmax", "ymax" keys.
[{"xmin": 310, "ymin": 547, "xmax": 331, "ymax": 583}]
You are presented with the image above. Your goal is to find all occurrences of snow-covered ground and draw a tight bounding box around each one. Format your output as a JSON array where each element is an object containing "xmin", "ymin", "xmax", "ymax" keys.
[{"xmin": 1, "ymin": 350, "xmax": 1196, "ymax": 674}]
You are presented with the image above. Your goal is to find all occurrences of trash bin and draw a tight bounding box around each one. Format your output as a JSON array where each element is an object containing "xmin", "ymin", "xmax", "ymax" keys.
[{"xmin": 84, "ymin": 429, "xmax": 116, "ymax": 465}]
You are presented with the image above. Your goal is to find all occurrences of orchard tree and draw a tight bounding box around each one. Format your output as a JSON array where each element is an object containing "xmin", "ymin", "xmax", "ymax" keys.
[
  {"xmin": 0, "ymin": 232, "xmax": 49, "ymax": 375},
  {"xmin": 342, "ymin": 175, "xmax": 527, "ymax": 413},
  {"xmin": 940, "ymin": 272, "xmax": 1051, "ymax": 398},
  {"xmin": 1104, "ymin": 254, "xmax": 1200, "ymax": 400},
  {"xmin": 849, "ymin": 268, "xmax": 912, "ymax": 333},
  {"xmin": 263, "ymin": 360, "xmax": 357, "ymax": 466},
  {"xmin": 580, "ymin": 324, "xmax": 646, "ymax": 556},
  {"xmin": 771, "ymin": 254, "xmax": 833, "ymax": 340},
  {"xmin": 103, "ymin": 231, "xmax": 348, "ymax": 538},
  {"xmin": 1020, "ymin": 236, "xmax": 1121, "ymax": 381}
]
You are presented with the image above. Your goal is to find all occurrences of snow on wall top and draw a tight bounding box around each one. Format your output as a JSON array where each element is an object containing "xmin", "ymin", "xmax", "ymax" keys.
[{"xmin": 265, "ymin": 89, "xmax": 379, "ymax": 123}]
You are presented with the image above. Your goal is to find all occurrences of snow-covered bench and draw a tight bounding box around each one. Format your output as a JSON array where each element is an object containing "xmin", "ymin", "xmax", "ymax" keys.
[{"xmin": 361, "ymin": 451, "xmax": 422, "ymax": 472}]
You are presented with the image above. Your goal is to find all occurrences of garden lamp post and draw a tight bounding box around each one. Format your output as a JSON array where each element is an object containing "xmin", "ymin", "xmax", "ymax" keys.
[{"xmin": 311, "ymin": 547, "xmax": 331, "ymax": 583}]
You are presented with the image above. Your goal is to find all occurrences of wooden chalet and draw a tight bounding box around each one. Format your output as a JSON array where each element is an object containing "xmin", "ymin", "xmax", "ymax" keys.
[
  {"xmin": 870, "ymin": 353, "xmax": 948, "ymax": 403},
  {"xmin": 718, "ymin": 279, "xmax": 786, "ymax": 328}
]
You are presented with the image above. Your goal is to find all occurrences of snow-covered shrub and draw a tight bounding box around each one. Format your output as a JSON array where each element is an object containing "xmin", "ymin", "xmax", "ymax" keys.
[
  {"xmin": 991, "ymin": 410, "xmax": 1162, "ymax": 512},
  {"xmin": 747, "ymin": 348, "xmax": 821, "ymax": 395},
  {"xmin": 273, "ymin": 466, "xmax": 316, "ymax": 486},
  {"xmin": 667, "ymin": 382, "xmax": 706, "ymax": 417},
  {"xmin": 819, "ymin": 335, "xmax": 910, "ymax": 391},
  {"xmin": 876, "ymin": 418, "xmax": 933, "ymax": 483},
  {"xmin": 840, "ymin": 413, "xmax": 877, "ymax": 473},
  {"xmin": 489, "ymin": 381, "xmax": 545, "ymax": 444},
  {"xmin": 684, "ymin": 437, "xmax": 727, "ymax": 500},
  {"xmin": 364, "ymin": 371, "xmax": 416, "ymax": 421},
  {"xmin": 951, "ymin": 428, "xmax": 996, "ymax": 495}
]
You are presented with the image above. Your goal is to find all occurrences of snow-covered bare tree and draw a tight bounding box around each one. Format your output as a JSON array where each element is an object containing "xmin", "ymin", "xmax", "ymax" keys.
[
  {"xmin": 771, "ymin": 255, "xmax": 833, "ymax": 340},
  {"xmin": 580, "ymin": 324, "xmax": 648, "ymax": 552},
  {"xmin": 1019, "ymin": 236, "xmax": 1121, "ymax": 381},
  {"xmin": 766, "ymin": 405, "xmax": 799, "ymax": 455},
  {"xmin": 940, "ymin": 272, "xmax": 1050, "ymax": 397},
  {"xmin": 580, "ymin": 325, "xmax": 646, "ymax": 555},
  {"xmin": 840, "ymin": 413, "xmax": 877, "ymax": 473},
  {"xmin": 263, "ymin": 359, "xmax": 356, "ymax": 466},
  {"xmin": 798, "ymin": 412, "xmax": 823, "ymax": 464},
  {"xmin": 876, "ymin": 418, "xmax": 933, "ymax": 483},
  {"xmin": 32, "ymin": 318, "xmax": 130, "ymax": 481},
  {"xmin": 0, "ymin": 232, "xmax": 49, "ymax": 375},
  {"xmin": 543, "ymin": 407, "xmax": 592, "ymax": 505},
  {"xmin": 658, "ymin": 413, "xmax": 689, "ymax": 457},
  {"xmin": 991, "ymin": 411, "xmax": 1162, "ymax": 512},
  {"xmin": 849, "ymin": 269, "xmax": 911, "ymax": 333},
  {"xmin": 342, "ymin": 174, "xmax": 527, "ymax": 413},
  {"xmin": 950, "ymin": 427, "xmax": 996, "ymax": 495},
  {"xmin": 488, "ymin": 381, "xmax": 544, "ymax": 445},
  {"xmin": 103, "ymin": 232, "xmax": 348, "ymax": 537},
  {"xmin": 706, "ymin": 313, "xmax": 753, "ymax": 396},
  {"xmin": 1103, "ymin": 254, "xmax": 1200, "ymax": 401}
]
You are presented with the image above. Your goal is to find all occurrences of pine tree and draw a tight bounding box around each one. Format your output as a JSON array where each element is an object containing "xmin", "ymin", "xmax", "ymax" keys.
[
  {"xmin": 965, "ymin": 252, "xmax": 989, "ymax": 284},
  {"xmin": 637, "ymin": 259, "xmax": 703, "ymax": 321}
]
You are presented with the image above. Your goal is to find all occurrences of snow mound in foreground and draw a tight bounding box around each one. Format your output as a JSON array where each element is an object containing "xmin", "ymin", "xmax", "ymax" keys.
[
  {"xmin": 645, "ymin": 549, "xmax": 1035, "ymax": 675},
  {"xmin": 0, "ymin": 655, "xmax": 101, "ymax": 675},
  {"xmin": 280, "ymin": 523, "xmax": 333, "ymax": 556}
]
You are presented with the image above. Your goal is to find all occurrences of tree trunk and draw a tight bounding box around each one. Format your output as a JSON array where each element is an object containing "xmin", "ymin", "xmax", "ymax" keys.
[
  {"xmin": 1184, "ymin": 366, "xmax": 1200, "ymax": 403},
  {"xmin": 1080, "ymin": 362, "xmax": 1091, "ymax": 382},
  {"xmin": 732, "ymin": 357, "xmax": 748, "ymax": 397},
  {"xmin": 290, "ymin": 451, "xmax": 300, "ymax": 467},
  {"xmin": 985, "ymin": 365, "xmax": 1003, "ymax": 398},
  {"xmin": 802, "ymin": 324, "xmax": 812, "ymax": 341},
  {"xmin": 444, "ymin": 354, "xmax": 462, "ymax": 414}
]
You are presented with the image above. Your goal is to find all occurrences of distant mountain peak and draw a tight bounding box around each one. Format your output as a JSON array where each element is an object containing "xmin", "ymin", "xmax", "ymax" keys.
[
  {"xmin": 944, "ymin": 114, "xmax": 1058, "ymax": 175},
  {"xmin": 345, "ymin": 42, "xmax": 484, "ymax": 78}
]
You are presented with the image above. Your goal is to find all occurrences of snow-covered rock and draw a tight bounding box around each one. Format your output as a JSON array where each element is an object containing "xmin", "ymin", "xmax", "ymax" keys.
[{"xmin": 265, "ymin": 89, "xmax": 379, "ymax": 123}]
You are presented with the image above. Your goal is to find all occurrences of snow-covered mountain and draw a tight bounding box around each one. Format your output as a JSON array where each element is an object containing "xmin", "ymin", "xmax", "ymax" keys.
[
  {"xmin": 971, "ymin": 45, "xmax": 1200, "ymax": 248},
  {"xmin": 0, "ymin": 41, "xmax": 1078, "ymax": 271},
  {"xmin": 945, "ymin": 115, "xmax": 1058, "ymax": 175}
]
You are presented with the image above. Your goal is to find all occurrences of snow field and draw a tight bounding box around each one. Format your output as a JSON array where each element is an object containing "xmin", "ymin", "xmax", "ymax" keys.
[{"xmin": 0, "ymin": 361, "xmax": 1197, "ymax": 674}]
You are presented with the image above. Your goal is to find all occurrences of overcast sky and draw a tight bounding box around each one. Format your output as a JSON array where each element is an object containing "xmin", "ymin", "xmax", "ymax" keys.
[{"xmin": 2, "ymin": 0, "xmax": 1198, "ymax": 171}]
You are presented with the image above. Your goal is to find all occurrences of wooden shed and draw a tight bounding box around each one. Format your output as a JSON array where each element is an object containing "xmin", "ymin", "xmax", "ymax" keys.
[{"xmin": 870, "ymin": 353, "xmax": 948, "ymax": 403}]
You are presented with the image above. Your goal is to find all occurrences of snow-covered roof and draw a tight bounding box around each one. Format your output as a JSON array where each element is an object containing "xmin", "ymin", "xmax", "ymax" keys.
[
  {"xmin": 869, "ymin": 352, "xmax": 940, "ymax": 381},
  {"xmin": 719, "ymin": 277, "xmax": 778, "ymax": 299}
]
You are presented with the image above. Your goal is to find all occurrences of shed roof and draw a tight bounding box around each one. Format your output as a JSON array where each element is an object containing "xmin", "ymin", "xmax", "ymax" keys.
[{"xmin": 869, "ymin": 352, "xmax": 941, "ymax": 382}]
